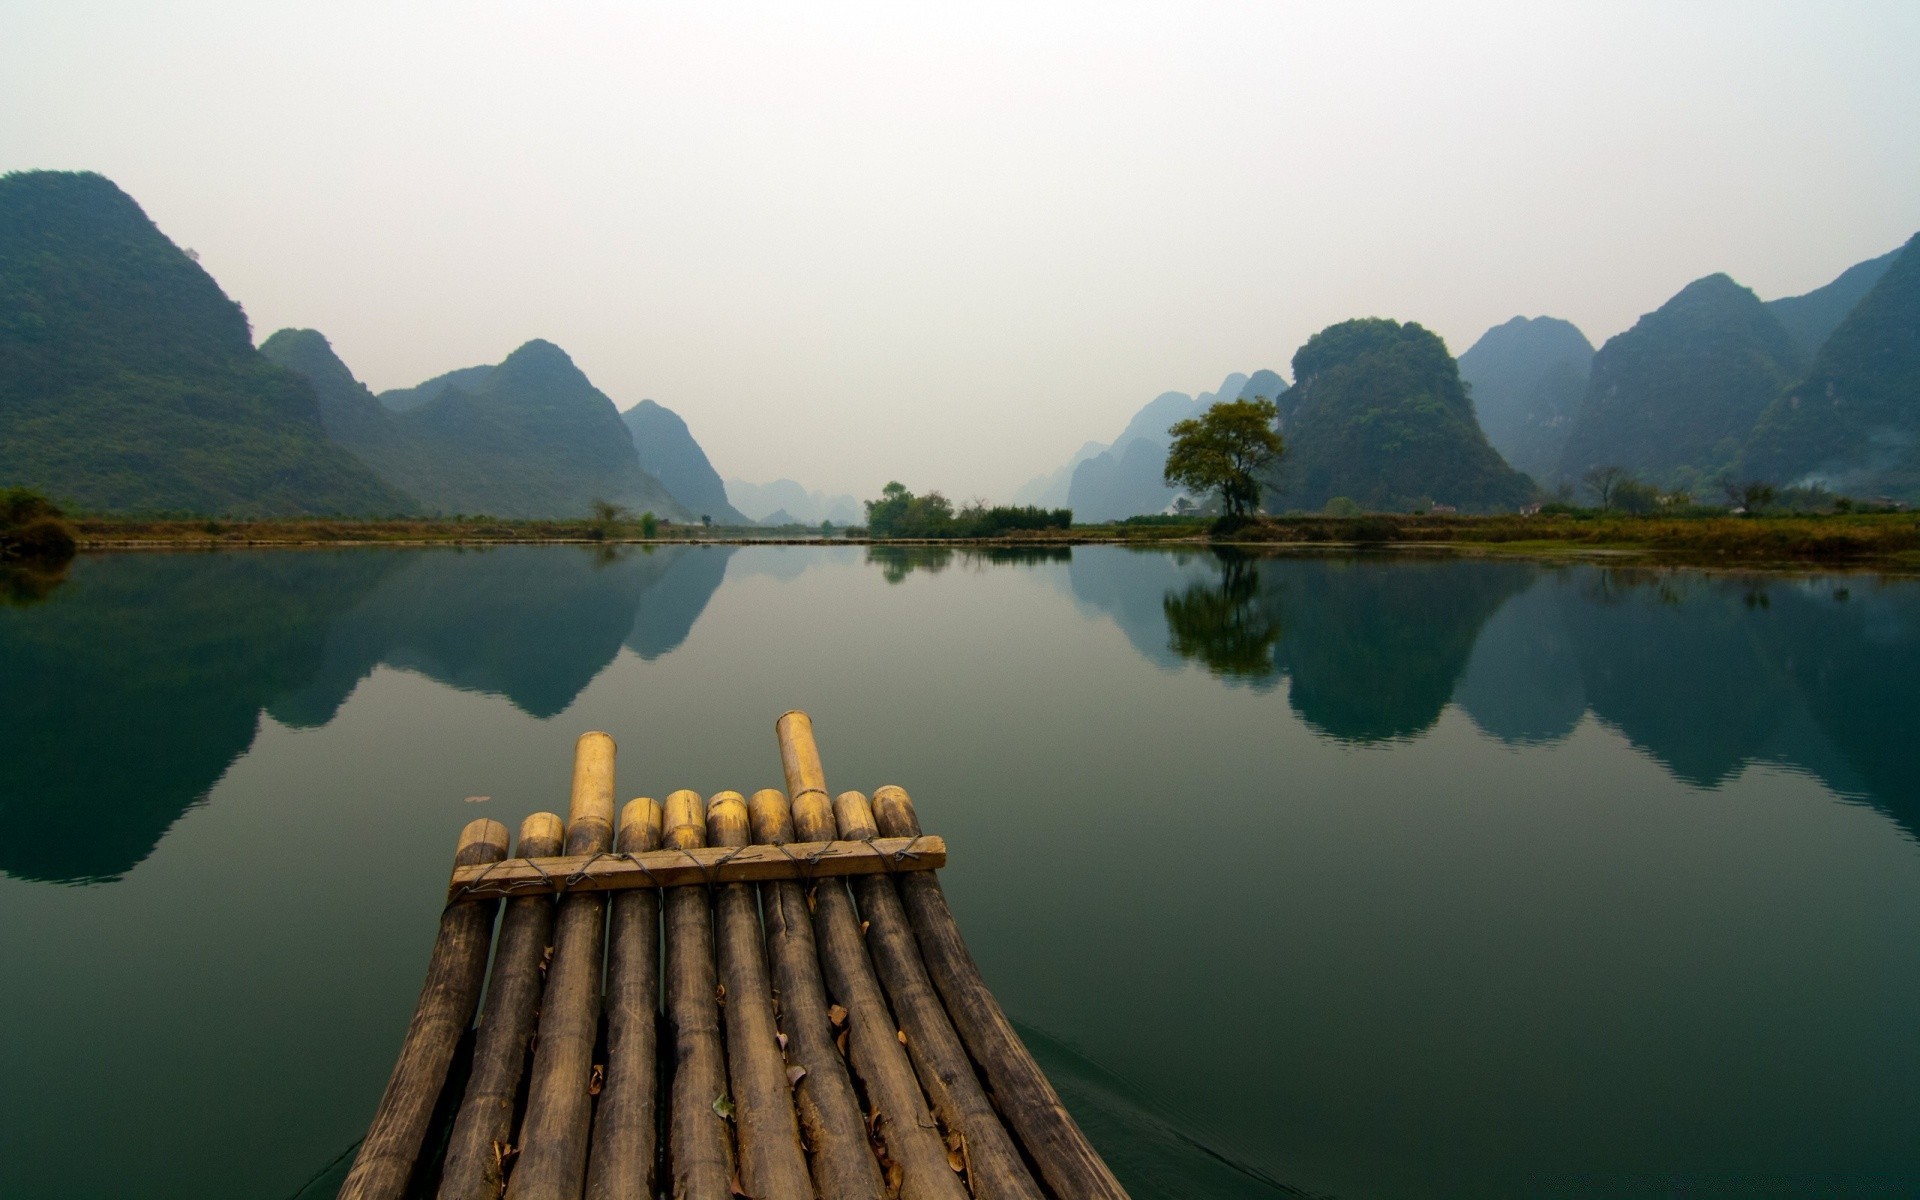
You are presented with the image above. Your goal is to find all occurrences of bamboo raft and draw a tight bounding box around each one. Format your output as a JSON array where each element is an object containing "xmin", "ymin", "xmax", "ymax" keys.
[{"xmin": 340, "ymin": 710, "xmax": 1128, "ymax": 1200}]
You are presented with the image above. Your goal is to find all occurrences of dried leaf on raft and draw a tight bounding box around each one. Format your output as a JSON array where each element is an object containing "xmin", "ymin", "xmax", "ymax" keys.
[
  {"xmin": 787, "ymin": 1064, "xmax": 808, "ymax": 1086},
  {"xmin": 713, "ymin": 1092, "xmax": 736, "ymax": 1120},
  {"xmin": 828, "ymin": 1004, "xmax": 847, "ymax": 1027},
  {"xmin": 715, "ymin": 983, "xmax": 727, "ymax": 1005},
  {"xmin": 896, "ymin": 1029, "xmax": 908, "ymax": 1046},
  {"xmin": 588, "ymin": 1063, "xmax": 604, "ymax": 1096},
  {"xmin": 730, "ymin": 1172, "xmax": 749, "ymax": 1197},
  {"xmin": 776, "ymin": 1031, "xmax": 788, "ymax": 1051},
  {"xmin": 836, "ymin": 1029, "xmax": 849, "ymax": 1057}
]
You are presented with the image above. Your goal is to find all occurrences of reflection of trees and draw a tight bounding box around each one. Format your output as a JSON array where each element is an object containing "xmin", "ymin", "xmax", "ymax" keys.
[
  {"xmin": 1, "ymin": 561, "xmax": 70, "ymax": 607},
  {"xmin": 867, "ymin": 546, "xmax": 953, "ymax": 584},
  {"xmin": 1162, "ymin": 552, "xmax": 1283, "ymax": 683},
  {"xmin": 864, "ymin": 545, "xmax": 1069, "ymax": 585}
]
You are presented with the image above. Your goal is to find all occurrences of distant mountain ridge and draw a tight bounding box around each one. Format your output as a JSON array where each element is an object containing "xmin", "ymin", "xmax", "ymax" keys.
[
  {"xmin": 1766, "ymin": 247, "xmax": 1902, "ymax": 358},
  {"xmin": 1457, "ymin": 316, "xmax": 1594, "ymax": 485},
  {"xmin": 724, "ymin": 478, "xmax": 861, "ymax": 526},
  {"xmin": 1741, "ymin": 232, "xmax": 1920, "ymax": 499},
  {"xmin": 620, "ymin": 400, "xmax": 750, "ymax": 524},
  {"xmin": 0, "ymin": 171, "xmax": 410, "ymax": 515},
  {"xmin": 1557, "ymin": 274, "xmax": 1806, "ymax": 490},
  {"xmin": 1065, "ymin": 370, "xmax": 1287, "ymax": 520},
  {"xmin": 261, "ymin": 331, "xmax": 691, "ymax": 520}
]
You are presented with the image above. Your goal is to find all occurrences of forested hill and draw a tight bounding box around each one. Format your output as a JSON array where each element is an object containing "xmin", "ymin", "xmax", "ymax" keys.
[
  {"xmin": 620, "ymin": 400, "xmax": 749, "ymax": 524},
  {"xmin": 1557, "ymin": 274, "xmax": 1805, "ymax": 491},
  {"xmin": 1266, "ymin": 319, "xmax": 1534, "ymax": 513},
  {"xmin": 1766, "ymin": 246, "xmax": 1902, "ymax": 358},
  {"xmin": 1457, "ymin": 316, "xmax": 1594, "ymax": 485},
  {"xmin": 1741, "ymin": 232, "xmax": 1920, "ymax": 500},
  {"xmin": 0, "ymin": 171, "xmax": 411, "ymax": 515},
  {"xmin": 262, "ymin": 332, "xmax": 692, "ymax": 520}
]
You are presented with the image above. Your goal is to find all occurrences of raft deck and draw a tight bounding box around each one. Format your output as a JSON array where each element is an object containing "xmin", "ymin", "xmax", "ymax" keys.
[{"xmin": 340, "ymin": 710, "xmax": 1128, "ymax": 1200}]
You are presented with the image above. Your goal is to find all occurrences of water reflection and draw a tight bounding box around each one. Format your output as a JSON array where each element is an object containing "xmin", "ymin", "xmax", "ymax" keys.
[
  {"xmin": 1, "ymin": 560, "xmax": 70, "ymax": 606},
  {"xmin": 866, "ymin": 544, "xmax": 1071, "ymax": 584},
  {"xmin": 0, "ymin": 545, "xmax": 736, "ymax": 883},
  {"xmin": 6, "ymin": 545, "xmax": 1916, "ymax": 887},
  {"xmin": 1064, "ymin": 549, "xmax": 1920, "ymax": 839}
]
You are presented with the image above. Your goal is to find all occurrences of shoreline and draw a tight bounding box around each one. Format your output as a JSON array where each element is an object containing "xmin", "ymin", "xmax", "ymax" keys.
[{"xmin": 62, "ymin": 516, "xmax": 1920, "ymax": 576}]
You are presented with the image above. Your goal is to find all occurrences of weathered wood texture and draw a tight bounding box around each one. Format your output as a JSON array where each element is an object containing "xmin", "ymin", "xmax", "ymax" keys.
[
  {"xmin": 586, "ymin": 797, "xmax": 664, "ymax": 1200},
  {"xmin": 446, "ymin": 835, "xmax": 945, "ymax": 898},
  {"xmin": 836, "ymin": 791, "xmax": 1044, "ymax": 1199},
  {"xmin": 776, "ymin": 715, "xmax": 968, "ymax": 1200},
  {"xmin": 438, "ymin": 812, "xmax": 566, "ymax": 1200},
  {"xmin": 748, "ymin": 789, "xmax": 889, "ymax": 1200},
  {"xmin": 708, "ymin": 791, "xmax": 812, "ymax": 1199},
  {"xmin": 340, "ymin": 818, "xmax": 509, "ymax": 1200},
  {"xmin": 873, "ymin": 785, "xmax": 1131, "ymax": 1200},
  {"xmin": 663, "ymin": 789, "xmax": 736, "ymax": 1198},
  {"xmin": 506, "ymin": 732, "xmax": 618, "ymax": 1200}
]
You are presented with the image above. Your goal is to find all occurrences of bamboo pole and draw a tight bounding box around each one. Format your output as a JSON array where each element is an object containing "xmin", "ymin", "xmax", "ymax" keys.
[
  {"xmin": 707, "ymin": 790, "xmax": 812, "ymax": 1199},
  {"xmin": 662, "ymin": 788, "xmax": 736, "ymax": 1198},
  {"xmin": 438, "ymin": 812, "xmax": 567, "ymax": 1200},
  {"xmin": 748, "ymin": 789, "xmax": 888, "ymax": 1199},
  {"xmin": 506, "ymin": 732, "xmax": 619, "ymax": 1200},
  {"xmin": 340, "ymin": 818, "xmax": 510, "ymax": 1200},
  {"xmin": 872, "ymin": 785, "xmax": 1130, "ymax": 1200},
  {"xmin": 773, "ymin": 713, "xmax": 968, "ymax": 1200},
  {"xmin": 585, "ymin": 797, "xmax": 665, "ymax": 1200},
  {"xmin": 836, "ymin": 790, "xmax": 1044, "ymax": 1199}
]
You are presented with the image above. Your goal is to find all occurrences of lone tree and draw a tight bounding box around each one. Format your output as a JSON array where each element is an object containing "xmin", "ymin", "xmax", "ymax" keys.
[
  {"xmin": 1582, "ymin": 465, "xmax": 1631, "ymax": 510},
  {"xmin": 1163, "ymin": 397, "xmax": 1285, "ymax": 519}
]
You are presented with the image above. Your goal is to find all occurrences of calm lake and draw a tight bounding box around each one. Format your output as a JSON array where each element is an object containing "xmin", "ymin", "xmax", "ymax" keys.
[{"xmin": 2, "ymin": 544, "xmax": 1917, "ymax": 1199}]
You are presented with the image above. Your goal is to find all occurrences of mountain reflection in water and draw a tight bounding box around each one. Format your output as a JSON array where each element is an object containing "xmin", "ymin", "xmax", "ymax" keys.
[
  {"xmin": 3, "ymin": 544, "xmax": 1915, "ymax": 886},
  {"xmin": 0, "ymin": 545, "xmax": 733, "ymax": 883},
  {"xmin": 1071, "ymin": 546, "xmax": 1919, "ymax": 838}
]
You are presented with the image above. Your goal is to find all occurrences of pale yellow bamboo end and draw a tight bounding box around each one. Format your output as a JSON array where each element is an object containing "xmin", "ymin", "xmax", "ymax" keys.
[
  {"xmin": 567, "ymin": 731, "xmax": 617, "ymax": 855},
  {"xmin": 618, "ymin": 797, "xmax": 664, "ymax": 854},
  {"xmin": 662, "ymin": 788, "xmax": 707, "ymax": 851},
  {"xmin": 705, "ymin": 790, "xmax": 751, "ymax": 848},
  {"xmin": 457, "ymin": 817, "xmax": 512, "ymax": 865},
  {"xmin": 832, "ymin": 790, "xmax": 878, "ymax": 841},
  {"xmin": 747, "ymin": 788, "xmax": 796, "ymax": 845},
  {"xmin": 774, "ymin": 710, "xmax": 828, "ymax": 804},
  {"xmin": 517, "ymin": 811, "xmax": 566, "ymax": 858}
]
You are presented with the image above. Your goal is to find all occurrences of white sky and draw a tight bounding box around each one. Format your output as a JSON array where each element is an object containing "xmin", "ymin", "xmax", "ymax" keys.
[{"xmin": 4, "ymin": 1, "xmax": 1917, "ymax": 501}]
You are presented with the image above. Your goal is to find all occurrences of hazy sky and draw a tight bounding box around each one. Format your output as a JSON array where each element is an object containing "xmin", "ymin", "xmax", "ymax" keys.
[{"xmin": 5, "ymin": 2, "xmax": 1917, "ymax": 500}]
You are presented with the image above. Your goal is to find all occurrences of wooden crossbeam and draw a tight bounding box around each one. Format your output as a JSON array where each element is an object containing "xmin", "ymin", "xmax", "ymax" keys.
[{"xmin": 446, "ymin": 835, "xmax": 946, "ymax": 899}]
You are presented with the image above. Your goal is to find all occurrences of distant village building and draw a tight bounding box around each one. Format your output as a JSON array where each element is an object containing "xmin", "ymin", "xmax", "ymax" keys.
[{"xmin": 1429, "ymin": 503, "xmax": 1458, "ymax": 515}]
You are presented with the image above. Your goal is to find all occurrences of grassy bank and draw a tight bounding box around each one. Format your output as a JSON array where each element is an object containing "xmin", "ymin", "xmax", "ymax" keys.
[
  {"xmin": 1220, "ymin": 512, "xmax": 1920, "ymax": 567},
  {"xmin": 61, "ymin": 511, "xmax": 1920, "ymax": 570}
]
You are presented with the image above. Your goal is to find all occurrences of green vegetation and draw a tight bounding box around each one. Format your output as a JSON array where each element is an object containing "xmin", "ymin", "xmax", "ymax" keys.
[
  {"xmin": 863, "ymin": 481, "xmax": 1071, "ymax": 538},
  {"xmin": 1267, "ymin": 318, "xmax": 1535, "ymax": 513},
  {"xmin": 1219, "ymin": 510, "xmax": 1920, "ymax": 566},
  {"xmin": 1164, "ymin": 396, "xmax": 1286, "ymax": 518},
  {"xmin": 1741, "ymin": 232, "xmax": 1920, "ymax": 503},
  {"xmin": 0, "ymin": 172, "xmax": 412, "ymax": 515},
  {"xmin": 261, "ymin": 330, "xmax": 688, "ymax": 520},
  {"xmin": 1558, "ymin": 274, "xmax": 1804, "ymax": 493},
  {"xmin": 1, "ymin": 486, "xmax": 76, "ymax": 563},
  {"xmin": 0, "ymin": 487, "xmax": 75, "ymax": 604}
]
